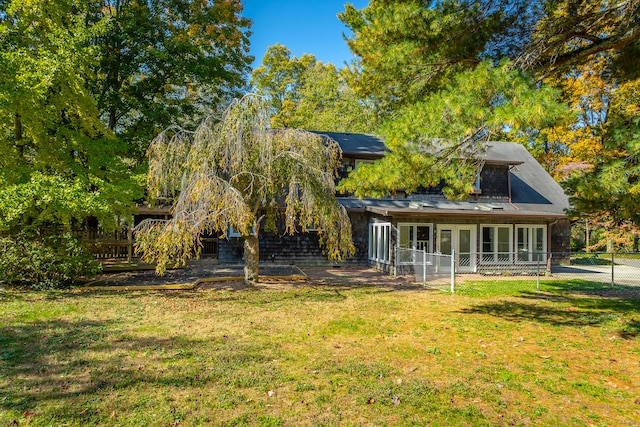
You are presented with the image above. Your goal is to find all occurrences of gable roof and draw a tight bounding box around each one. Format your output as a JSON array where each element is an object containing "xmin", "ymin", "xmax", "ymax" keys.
[
  {"xmin": 315, "ymin": 134, "xmax": 570, "ymax": 219},
  {"xmin": 482, "ymin": 142, "xmax": 525, "ymax": 166},
  {"xmin": 504, "ymin": 142, "xmax": 569, "ymax": 215},
  {"xmin": 314, "ymin": 131, "xmax": 530, "ymax": 167},
  {"xmin": 310, "ymin": 131, "xmax": 387, "ymax": 159}
]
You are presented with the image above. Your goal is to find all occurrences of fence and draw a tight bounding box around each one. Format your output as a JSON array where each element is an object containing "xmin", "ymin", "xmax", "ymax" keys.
[
  {"xmin": 79, "ymin": 228, "xmax": 134, "ymax": 260},
  {"xmin": 552, "ymin": 252, "xmax": 640, "ymax": 287},
  {"xmin": 394, "ymin": 249, "xmax": 640, "ymax": 293},
  {"xmin": 395, "ymin": 247, "xmax": 454, "ymax": 292},
  {"xmin": 79, "ymin": 228, "xmax": 219, "ymax": 262}
]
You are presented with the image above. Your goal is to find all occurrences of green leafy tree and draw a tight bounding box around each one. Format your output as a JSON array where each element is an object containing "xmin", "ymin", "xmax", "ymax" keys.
[
  {"xmin": 562, "ymin": 76, "xmax": 640, "ymax": 240},
  {"xmin": 339, "ymin": 0, "xmax": 539, "ymax": 119},
  {"xmin": 0, "ymin": 0, "xmax": 141, "ymax": 234},
  {"xmin": 251, "ymin": 44, "xmax": 377, "ymax": 131},
  {"xmin": 135, "ymin": 95, "xmax": 355, "ymax": 284},
  {"xmin": 521, "ymin": 0, "xmax": 640, "ymax": 245},
  {"xmin": 517, "ymin": 0, "xmax": 640, "ymax": 74},
  {"xmin": 91, "ymin": 0, "xmax": 252, "ymax": 158},
  {"xmin": 336, "ymin": 0, "xmax": 566, "ymax": 198},
  {"xmin": 251, "ymin": 44, "xmax": 316, "ymax": 128},
  {"xmin": 0, "ymin": 0, "xmax": 252, "ymax": 231},
  {"xmin": 0, "ymin": 0, "xmax": 141, "ymax": 286},
  {"xmin": 285, "ymin": 62, "xmax": 378, "ymax": 133},
  {"xmin": 339, "ymin": 0, "xmax": 640, "ymax": 233},
  {"xmin": 340, "ymin": 0, "xmax": 639, "ymax": 116}
]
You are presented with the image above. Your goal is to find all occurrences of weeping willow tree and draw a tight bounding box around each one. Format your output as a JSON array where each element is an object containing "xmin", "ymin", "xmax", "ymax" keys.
[{"xmin": 135, "ymin": 95, "xmax": 355, "ymax": 284}]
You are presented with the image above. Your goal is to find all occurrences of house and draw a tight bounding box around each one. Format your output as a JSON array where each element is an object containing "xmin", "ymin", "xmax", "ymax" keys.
[
  {"xmin": 101, "ymin": 131, "xmax": 570, "ymax": 274},
  {"xmin": 216, "ymin": 131, "xmax": 571, "ymax": 273}
]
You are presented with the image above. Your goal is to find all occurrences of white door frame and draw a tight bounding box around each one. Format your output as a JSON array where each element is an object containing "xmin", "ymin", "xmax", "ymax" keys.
[
  {"xmin": 397, "ymin": 222, "xmax": 433, "ymax": 252},
  {"xmin": 437, "ymin": 224, "xmax": 477, "ymax": 273}
]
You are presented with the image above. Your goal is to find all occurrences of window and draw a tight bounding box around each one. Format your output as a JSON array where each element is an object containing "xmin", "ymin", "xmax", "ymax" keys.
[
  {"xmin": 228, "ymin": 226, "xmax": 241, "ymax": 238},
  {"xmin": 369, "ymin": 222, "xmax": 391, "ymax": 263},
  {"xmin": 228, "ymin": 225, "xmax": 256, "ymax": 238},
  {"xmin": 398, "ymin": 223, "xmax": 432, "ymax": 265},
  {"xmin": 398, "ymin": 223, "xmax": 432, "ymax": 251},
  {"xmin": 516, "ymin": 225, "xmax": 546, "ymax": 262},
  {"xmin": 472, "ymin": 173, "xmax": 482, "ymax": 193},
  {"xmin": 481, "ymin": 225, "xmax": 512, "ymax": 263}
]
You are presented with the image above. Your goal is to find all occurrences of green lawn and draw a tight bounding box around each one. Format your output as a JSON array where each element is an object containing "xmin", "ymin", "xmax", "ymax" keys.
[{"xmin": 1, "ymin": 279, "xmax": 639, "ymax": 426}]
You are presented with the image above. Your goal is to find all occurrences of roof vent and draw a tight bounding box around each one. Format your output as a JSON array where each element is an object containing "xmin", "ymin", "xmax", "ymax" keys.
[
  {"xmin": 409, "ymin": 201, "xmax": 434, "ymax": 209},
  {"xmin": 473, "ymin": 203, "xmax": 504, "ymax": 211}
]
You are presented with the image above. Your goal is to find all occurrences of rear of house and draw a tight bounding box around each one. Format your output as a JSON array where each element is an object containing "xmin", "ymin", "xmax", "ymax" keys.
[
  {"xmin": 217, "ymin": 132, "xmax": 570, "ymax": 273},
  {"xmin": 88, "ymin": 131, "xmax": 571, "ymax": 274},
  {"xmin": 345, "ymin": 134, "xmax": 569, "ymax": 273}
]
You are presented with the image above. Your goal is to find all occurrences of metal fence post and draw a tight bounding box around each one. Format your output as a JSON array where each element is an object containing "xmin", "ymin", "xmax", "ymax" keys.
[
  {"xmin": 423, "ymin": 249, "xmax": 427, "ymax": 286},
  {"xmin": 450, "ymin": 249, "xmax": 455, "ymax": 294},
  {"xmin": 536, "ymin": 254, "xmax": 540, "ymax": 290}
]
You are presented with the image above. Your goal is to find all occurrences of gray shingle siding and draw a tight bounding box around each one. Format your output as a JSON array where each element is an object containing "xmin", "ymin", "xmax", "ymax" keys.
[{"xmin": 212, "ymin": 135, "xmax": 571, "ymax": 267}]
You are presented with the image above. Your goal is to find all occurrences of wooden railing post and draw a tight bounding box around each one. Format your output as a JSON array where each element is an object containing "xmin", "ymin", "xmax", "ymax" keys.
[{"xmin": 127, "ymin": 226, "xmax": 133, "ymax": 263}]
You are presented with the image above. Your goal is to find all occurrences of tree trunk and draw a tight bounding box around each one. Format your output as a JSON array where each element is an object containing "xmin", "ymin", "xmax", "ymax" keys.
[
  {"xmin": 243, "ymin": 234, "xmax": 259, "ymax": 285},
  {"xmin": 585, "ymin": 219, "xmax": 590, "ymax": 252},
  {"xmin": 15, "ymin": 113, "xmax": 22, "ymax": 141}
]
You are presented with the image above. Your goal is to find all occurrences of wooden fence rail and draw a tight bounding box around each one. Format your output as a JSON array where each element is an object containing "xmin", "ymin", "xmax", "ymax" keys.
[{"xmin": 78, "ymin": 228, "xmax": 218, "ymax": 262}]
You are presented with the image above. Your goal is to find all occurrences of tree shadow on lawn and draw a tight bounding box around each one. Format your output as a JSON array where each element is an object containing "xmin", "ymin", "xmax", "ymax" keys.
[
  {"xmin": 80, "ymin": 265, "xmax": 434, "ymax": 302},
  {"xmin": 459, "ymin": 282, "xmax": 640, "ymax": 338},
  {"xmin": 301, "ymin": 266, "xmax": 432, "ymax": 292},
  {"xmin": 1, "ymin": 317, "xmax": 119, "ymax": 413},
  {"xmin": 73, "ymin": 284, "xmax": 352, "ymax": 305},
  {"xmin": 0, "ymin": 316, "xmax": 281, "ymax": 423}
]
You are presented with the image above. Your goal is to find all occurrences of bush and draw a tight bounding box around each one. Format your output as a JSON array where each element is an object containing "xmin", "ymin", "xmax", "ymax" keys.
[{"xmin": 0, "ymin": 232, "xmax": 101, "ymax": 289}]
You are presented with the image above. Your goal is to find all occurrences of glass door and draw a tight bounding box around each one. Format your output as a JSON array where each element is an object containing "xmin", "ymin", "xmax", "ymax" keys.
[
  {"xmin": 437, "ymin": 225, "xmax": 477, "ymax": 272},
  {"xmin": 458, "ymin": 228, "xmax": 472, "ymax": 270}
]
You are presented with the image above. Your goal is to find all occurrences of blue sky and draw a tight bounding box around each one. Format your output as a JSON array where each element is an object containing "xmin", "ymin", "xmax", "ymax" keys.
[{"xmin": 242, "ymin": 1, "xmax": 369, "ymax": 70}]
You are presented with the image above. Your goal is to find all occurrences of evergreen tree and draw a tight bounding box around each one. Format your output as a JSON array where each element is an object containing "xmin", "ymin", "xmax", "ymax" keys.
[{"xmin": 339, "ymin": 0, "xmax": 640, "ymax": 233}]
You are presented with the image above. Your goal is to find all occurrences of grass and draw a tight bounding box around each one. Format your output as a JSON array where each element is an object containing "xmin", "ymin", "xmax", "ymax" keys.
[
  {"xmin": 452, "ymin": 278, "xmax": 621, "ymax": 297},
  {"xmin": 1, "ymin": 278, "xmax": 639, "ymax": 426}
]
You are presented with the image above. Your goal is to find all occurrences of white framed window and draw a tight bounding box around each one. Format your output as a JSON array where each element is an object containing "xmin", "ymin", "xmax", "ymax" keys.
[
  {"xmin": 516, "ymin": 225, "xmax": 546, "ymax": 262},
  {"xmin": 481, "ymin": 224, "xmax": 512, "ymax": 263},
  {"xmin": 398, "ymin": 223, "xmax": 432, "ymax": 252},
  {"xmin": 228, "ymin": 226, "xmax": 241, "ymax": 238},
  {"xmin": 398, "ymin": 223, "xmax": 432, "ymax": 266},
  {"xmin": 369, "ymin": 222, "xmax": 391, "ymax": 263},
  {"xmin": 228, "ymin": 225, "xmax": 256, "ymax": 238}
]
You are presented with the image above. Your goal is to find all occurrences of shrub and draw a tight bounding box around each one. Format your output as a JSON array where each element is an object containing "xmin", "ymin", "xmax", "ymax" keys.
[{"xmin": 0, "ymin": 232, "xmax": 101, "ymax": 289}]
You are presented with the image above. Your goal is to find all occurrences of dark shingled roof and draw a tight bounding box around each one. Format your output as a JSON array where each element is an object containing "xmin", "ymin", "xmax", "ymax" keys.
[
  {"xmin": 314, "ymin": 132, "xmax": 532, "ymax": 167},
  {"xmin": 483, "ymin": 142, "xmax": 524, "ymax": 165},
  {"xmin": 502, "ymin": 142, "xmax": 570, "ymax": 214},
  {"xmin": 328, "ymin": 137, "xmax": 569, "ymax": 219},
  {"xmin": 310, "ymin": 131, "xmax": 387, "ymax": 158}
]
